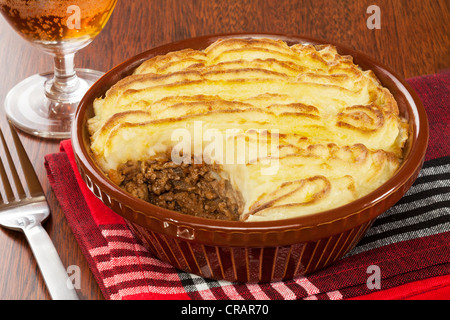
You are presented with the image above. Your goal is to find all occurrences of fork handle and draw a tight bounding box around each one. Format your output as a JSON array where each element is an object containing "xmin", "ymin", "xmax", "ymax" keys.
[{"xmin": 23, "ymin": 223, "xmax": 80, "ymax": 300}]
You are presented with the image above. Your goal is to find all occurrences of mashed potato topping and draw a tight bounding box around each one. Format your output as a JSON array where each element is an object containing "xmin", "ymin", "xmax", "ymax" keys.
[{"xmin": 88, "ymin": 38, "xmax": 409, "ymax": 221}]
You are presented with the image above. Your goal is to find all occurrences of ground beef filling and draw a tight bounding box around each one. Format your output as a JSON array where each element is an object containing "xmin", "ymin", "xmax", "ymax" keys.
[{"xmin": 109, "ymin": 158, "xmax": 244, "ymax": 221}]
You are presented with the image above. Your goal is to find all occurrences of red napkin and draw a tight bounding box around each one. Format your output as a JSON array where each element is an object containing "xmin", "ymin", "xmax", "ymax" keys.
[{"xmin": 45, "ymin": 72, "xmax": 450, "ymax": 300}]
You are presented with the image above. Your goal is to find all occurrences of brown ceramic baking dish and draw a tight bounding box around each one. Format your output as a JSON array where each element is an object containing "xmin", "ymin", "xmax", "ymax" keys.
[{"xmin": 72, "ymin": 33, "xmax": 429, "ymax": 283}]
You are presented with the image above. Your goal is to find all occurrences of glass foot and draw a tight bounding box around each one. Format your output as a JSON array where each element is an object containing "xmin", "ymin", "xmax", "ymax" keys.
[{"xmin": 4, "ymin": 68, "xmax": 103, "ymax": 139}]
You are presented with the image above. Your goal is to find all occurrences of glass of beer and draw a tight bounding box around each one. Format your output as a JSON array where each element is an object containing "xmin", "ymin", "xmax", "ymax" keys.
[{"xmin": 0, "ymin": 0, "xmax": 117, "ymax": 138}]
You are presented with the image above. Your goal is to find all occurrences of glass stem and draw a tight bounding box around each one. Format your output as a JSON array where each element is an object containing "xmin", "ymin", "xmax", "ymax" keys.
[{"xmin": 45, "ymin": 53, "xmax": 81, "ymax": 102}]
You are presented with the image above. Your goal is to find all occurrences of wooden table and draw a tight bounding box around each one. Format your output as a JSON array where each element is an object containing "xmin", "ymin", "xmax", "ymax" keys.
[{"xmin": 0, "ymin": 0, "xmax": 448, "ymax": 300}]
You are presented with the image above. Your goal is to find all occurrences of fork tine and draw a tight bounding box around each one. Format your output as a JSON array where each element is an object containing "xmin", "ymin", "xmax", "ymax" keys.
[
  {"xmin": 8, "ymin": 123, "xmax": 44, "ymax": 198},
  {"xmin": 0, "ymin": 152, "xmax": 14, "ymax": 204},
  {"xmin": 0, "ymin": 128, "xmax": 26, "ymax": 202}
]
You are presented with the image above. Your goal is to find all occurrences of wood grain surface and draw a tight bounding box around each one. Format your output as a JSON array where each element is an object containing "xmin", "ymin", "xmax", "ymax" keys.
[{"xmin": 0, "ymin": 0, "xmax": 448, "ymax": 300}]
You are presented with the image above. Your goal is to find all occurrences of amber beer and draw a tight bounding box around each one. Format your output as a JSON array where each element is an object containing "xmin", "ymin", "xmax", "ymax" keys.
[{"xmin": 0, "ymin": 0, "xmax": 116, "ymax": 48}]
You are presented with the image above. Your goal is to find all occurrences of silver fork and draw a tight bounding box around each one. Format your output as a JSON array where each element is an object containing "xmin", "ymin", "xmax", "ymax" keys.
[{"xmin": 0, "ymin": 123, "xmax": 79, "ymax": 300}]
